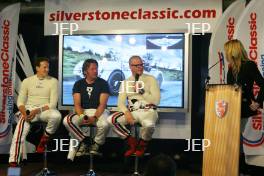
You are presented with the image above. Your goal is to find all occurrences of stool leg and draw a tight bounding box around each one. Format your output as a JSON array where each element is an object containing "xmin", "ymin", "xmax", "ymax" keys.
[
  {"xmin": 80, "ymin": 154, "xmax": 97, "ymax": 176},
  {"xmin": 90, "ymin": 154, "xmax": 94, "ymax": 172},
  {"xmin": 89, "ymin": 127, "xmax": 95, "ymax": 174},
  {"xmin": 44, "ymin": 144, "xmax": 47, "ymax": 170},
  {"xmin": 133, "ymin": 156, "xmax": 140, "ymax": 176},
  {"xmin": 132, "ymin": 125, "xmax": 141, "ymax": 176},
  {"xmin": 82, "ymin": 127, "xmax": 96, "ymax": 176},
  {"xmin": 135, "ymin": 126, "xmax": 139, "ymax": 140},
  {"xmin": 35, "ymin": 144, "xmax": 56, "ymax": 176}
]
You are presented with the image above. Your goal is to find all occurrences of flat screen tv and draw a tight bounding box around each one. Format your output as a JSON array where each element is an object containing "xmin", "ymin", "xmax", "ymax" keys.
[{"xmin": 58, "ymin": 33, "xmax": 190, "ymax": 112}]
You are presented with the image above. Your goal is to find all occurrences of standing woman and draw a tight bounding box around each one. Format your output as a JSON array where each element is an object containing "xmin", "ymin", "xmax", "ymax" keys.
[{"xmin": 225, "ymin": 39, "xmax": 264, "ymax": 175}]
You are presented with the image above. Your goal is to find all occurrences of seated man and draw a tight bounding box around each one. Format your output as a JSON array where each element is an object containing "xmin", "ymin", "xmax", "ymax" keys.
[
  {"xmin": 9, "ymin": 57, "xmax": 62, "ymax": 167},
  {"xmin": 63, "ymin": 59, "xmax": 110, "ymax": 161},
  {"xmin": 108, "ymin": 55, "xmax": 160, "ymax": 157}
]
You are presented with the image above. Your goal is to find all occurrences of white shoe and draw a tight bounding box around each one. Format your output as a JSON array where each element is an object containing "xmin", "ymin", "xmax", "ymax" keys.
[
  {"xmin": 76, "ymin": 143, "xmax": 89, "ymax": 157},
  {"xmin": 67, "ymin": 146, "xmax": 78, "ymax": 161},
  {"xmin": 90, "ymin": 143, "xmax": 100, "ymax": 154}
]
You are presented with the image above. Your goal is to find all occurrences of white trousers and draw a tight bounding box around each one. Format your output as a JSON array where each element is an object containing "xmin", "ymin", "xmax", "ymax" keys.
[
  {"xmin": 9, "ymin": 107, "xmax": 61, "ymax": 163},
  {"xmin": 107, "ymin": 109, "xmax": 158, "ymax": 141},
  {"xmin": 63, "ymin": 109, "xmax": 110, "ymax": 160}
]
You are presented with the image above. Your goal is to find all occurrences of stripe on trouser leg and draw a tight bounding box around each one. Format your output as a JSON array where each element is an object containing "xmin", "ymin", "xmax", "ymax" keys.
[
  {"xmin": 14, "ymin": 116, "xmax": 25, "ymax": 163},
  {"xmin": 44, "ymin": 130, "xmax": 51, "ymax": 136},
  {"xmin": 66, "ymin": 114, "xmax": 86, "ymax": 141},
  {"xmin": 111, "ymin": 112, "xmax": 130, "ymax": 138}
]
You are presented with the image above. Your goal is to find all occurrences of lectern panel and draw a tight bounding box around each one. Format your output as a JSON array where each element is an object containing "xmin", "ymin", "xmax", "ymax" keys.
[{"xmin": 203, "ymin": 85, "xmax": 241, "ymax": 176}]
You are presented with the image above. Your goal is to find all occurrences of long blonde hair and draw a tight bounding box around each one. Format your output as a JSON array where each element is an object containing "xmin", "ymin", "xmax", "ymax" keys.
[{"xmin": 224, "ymin": 39, "xmax": 249, "ymax": 77}]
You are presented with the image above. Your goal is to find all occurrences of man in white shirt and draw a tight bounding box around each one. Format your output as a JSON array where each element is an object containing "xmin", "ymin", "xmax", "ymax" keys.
[
  {"xmin": 9, "ymin": 57, "xmax": 61, "ymax": 167},
  {"xmin": 108, "ymin": 55, "xmax": 160, "ymax": 157}
]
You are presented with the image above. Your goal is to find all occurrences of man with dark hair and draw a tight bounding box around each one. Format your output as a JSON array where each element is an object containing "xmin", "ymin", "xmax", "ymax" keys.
[
  {"xmin": 9, "ymin": 57, "xmax": 61, "ymax": 167},
  {"xmin": 34, "ymin": 57, "xmax": 49, "ymax": 67},
  {"xmin": 82, "ymin": 59, "xmax": 98, "ymax": 75},
  {"xmin": 63, "ymin": 58, "xmax": 110, "ymax": 161},
  {"xmin": 108, "ymin": 55, "xmax": 160, "ymax": 157}
]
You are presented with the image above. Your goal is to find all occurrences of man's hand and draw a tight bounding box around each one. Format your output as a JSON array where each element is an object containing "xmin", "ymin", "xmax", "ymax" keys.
[
  {"xmin": 26, "ymin": 108, "xmax": 40, "ymax": 122},
  {"xmin": 88, "ymin": 116, "xmax": 97, "ymax": 125},
  {"xmin": 125, "ymin": 111, "xmax": 135, "ymax": 125},
  {"xmin": 79, "ymin": 114, "xmax": 88, "ymax": 125},
  {"xmin": 79, "ymin": 115, "xmax": 97, "ymax": 125},
  {"xmin": 21, "ymin": 114, "xmax": 28, "ymax": 121},
  {"xmin": 250, "ymin": 100, "xmax": 260, "ymax": 111}
]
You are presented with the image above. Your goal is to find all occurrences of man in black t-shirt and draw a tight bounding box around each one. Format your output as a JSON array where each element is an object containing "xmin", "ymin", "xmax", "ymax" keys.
[{"xmin": 63, "ymin": 59, "xmax": 110, "ymax": 161}]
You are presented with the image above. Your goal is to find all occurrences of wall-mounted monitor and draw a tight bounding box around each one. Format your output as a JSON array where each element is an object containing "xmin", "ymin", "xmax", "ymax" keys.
[{"xmin": 58, "ymin": 32, "xmax": 190, "ymax": 112}]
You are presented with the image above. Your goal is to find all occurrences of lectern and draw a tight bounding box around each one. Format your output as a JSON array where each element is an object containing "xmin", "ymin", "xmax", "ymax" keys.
[{"xmin": 203, "ymin": 84, "xmax": 241, "ymax": 176}]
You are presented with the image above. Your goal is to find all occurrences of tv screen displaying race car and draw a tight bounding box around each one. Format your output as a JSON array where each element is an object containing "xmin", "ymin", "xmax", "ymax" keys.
[{"xmin": 60, "ymin": 33, "xmax": 188, "ymax": 109}]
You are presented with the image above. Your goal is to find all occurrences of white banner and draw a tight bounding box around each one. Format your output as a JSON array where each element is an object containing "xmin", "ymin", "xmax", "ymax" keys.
[
  {"xmin": 15, "ymin": 35, "xmax": 34, "ymax": 102},
  {"xmin": 242, "ymin": 113, "xmax": 264, "ymax": 155},
  {"xmin": 234, "ymin": 0, "xmax": 264, "ymax": 76},
  {"xmin": 208, "ymin": 0, "xmax": 245, "ymax": 84},
  {"xmin": 0, "ymin": 3, "xmax": 20, "ymax": 153},
  {"xmin": 44, "ymin": 0, "xmax": 222, "ymax": 35},
  {"xmin": 234, "ymin": 0, "xmax": 264, "ymax": 167}
]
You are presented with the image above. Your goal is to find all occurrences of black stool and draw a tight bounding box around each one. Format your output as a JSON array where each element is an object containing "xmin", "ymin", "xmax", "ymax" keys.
[
  {"xmin": 30, "ymin": 122, "xmax": 55, "ymax": 176},
  {"xmin": 80, "ymin": 124, "xmax": 102, "ymax": 176},
  {"xmin": 35, "ymin": 142, "xmax": 55, "ymax": 176},
  {"xmin": 131, "ymin": 123, "xmax": 150, "ymax": 176},
  {"xmin": 12, "ymin": 112, "xmax": 55, "ymax": 175}
]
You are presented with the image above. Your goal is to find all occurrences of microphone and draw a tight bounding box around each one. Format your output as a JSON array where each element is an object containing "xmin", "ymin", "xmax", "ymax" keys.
[
  {"xmin": 135, "ymin": 74, "xmax": 139, "ymax": 82},
  {"xmin": 206, "ymin": 55, "xmax": 225, "ymax": 86},
  {"xmin": 79, "ymin": 114, "xmax": 89, "ymax": 126},
  {"xmin": 24, "ymin": 110, "xmax": 31, "ymax": 122},
  {"xmin": 83, "ymin": 115, "xmax": 88, "ymax": 120},
  {"xmin": 208, "ymin": 57, "xmax": 224, "ymax": 71},
  {"xmin": 26, "ymin": 110, "xmax": 30, "ymax": 115},
  {"xmin": 134, "ymin": 73, "xmax": 145, "ymax": 95}
]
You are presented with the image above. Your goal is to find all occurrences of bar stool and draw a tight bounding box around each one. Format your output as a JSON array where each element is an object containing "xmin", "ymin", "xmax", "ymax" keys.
[
  {"xmin": 35, "ymin": 142, "xmax": 55, "ymax": 176},
  {"xmin": 80, "ymin": 124, "xmax": 102, "ymax": 176},
  {"xmin": 30, "ymin": 122, "xmax": 55, "ymax": 176},
  {"xmin": 131, "ymin": 123, "xmax": 150, "ymax": 176},
  {"xmin": 12, "ymin": 111, "xmax": 55, "ymax": 175}
]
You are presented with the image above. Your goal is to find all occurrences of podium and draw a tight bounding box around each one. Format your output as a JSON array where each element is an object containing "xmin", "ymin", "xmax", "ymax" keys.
[{"xmin": 203, "ymin": 84, "xmax": 241, "ymax": 176}]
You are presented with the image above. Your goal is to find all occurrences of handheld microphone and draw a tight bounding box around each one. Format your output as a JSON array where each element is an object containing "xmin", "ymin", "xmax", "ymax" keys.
[
  {"xmin": 24, "ymin": 110, "xmax": 31, "ymax": 122},
  {"xmin": 26, "ymin": 110, "xmax": 30, "ymax": 115},
  {"xmin": 79, "ymin": 114, "xmax": 89, "ymax": 126},
  {"xmin": 135, "ymin": 74, "xmax": 139, "ymax": 82},
  {"xmin": 83, "ymin": 115, "xmax": 88, "ymax": 120},
  {"xmin": 135, "ymin": 73, "xmax": 145, "ymax": 94}
]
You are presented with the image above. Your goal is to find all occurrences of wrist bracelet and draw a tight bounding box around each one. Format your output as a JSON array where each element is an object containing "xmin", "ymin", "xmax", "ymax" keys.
[
  {"xmin": 79, "ymin": 114, "xmax": 86, "ymax": 124},
  {"xmin": 79, "ymin": 114, "xmax": 85, "ymax": 119}
]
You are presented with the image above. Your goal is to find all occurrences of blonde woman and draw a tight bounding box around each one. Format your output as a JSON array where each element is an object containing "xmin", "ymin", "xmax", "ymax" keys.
[
  {"xmin": 225, "ymin": 39, "xmax": 264, "ymax": 174},
  {"xmin": 225, "ymin": 39, "xmax": 264, "ymax": 118}
]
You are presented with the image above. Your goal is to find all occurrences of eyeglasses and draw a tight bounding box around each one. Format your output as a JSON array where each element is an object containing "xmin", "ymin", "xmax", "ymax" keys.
[{"xmin": 130, "ymin": 64, "xmax": 144, "ymax": 68}]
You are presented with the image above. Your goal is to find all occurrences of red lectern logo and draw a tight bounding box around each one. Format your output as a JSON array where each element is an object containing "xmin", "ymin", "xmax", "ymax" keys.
[{"xmin": 215, "ymin": 100, "xmax": 228, "ymax": 118}]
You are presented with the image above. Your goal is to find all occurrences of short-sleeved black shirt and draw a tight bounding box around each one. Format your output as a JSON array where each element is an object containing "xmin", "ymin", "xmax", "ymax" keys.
[{"xmin": 72, "ymin": 78, "xmax": 110, "ymax": 109}]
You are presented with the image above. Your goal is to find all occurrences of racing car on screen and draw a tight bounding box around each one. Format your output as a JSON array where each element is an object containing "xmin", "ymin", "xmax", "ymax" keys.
[{"xmin": 73, "ymin": 59, "xmax": 163, "ymax": 95}]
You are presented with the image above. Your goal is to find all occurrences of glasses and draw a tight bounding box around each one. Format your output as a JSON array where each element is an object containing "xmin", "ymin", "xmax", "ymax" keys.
[{"xmin": 130, "ymin": 63, "xmax": 144, "ymax": 68}]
